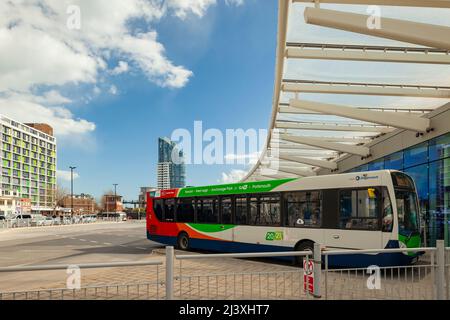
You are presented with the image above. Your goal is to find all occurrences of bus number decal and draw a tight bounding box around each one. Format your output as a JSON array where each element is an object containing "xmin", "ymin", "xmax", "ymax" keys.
[{"xmin": 266, "ymin": 231, "xmax": 283, "ymax": 241}]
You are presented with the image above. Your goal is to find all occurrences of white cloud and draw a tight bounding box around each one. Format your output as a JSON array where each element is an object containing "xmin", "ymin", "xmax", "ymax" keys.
[
  {"xmin": 37, "ymin": 90, "xmax": 72, "ymax": 105},
  {"xmin": 0, "ymin": 0, "xmax": 233, "ymax": 139},
  {"xmin": 0, "ymin": 25, "xmax": 98, "ymax": 92},
  {"xmin": 109, "ymin": 85, "xmax": 118, "ymax": 95},
  {"xmin": 110, "ymin": 61, "xmax": 129, "ymax": 75},
  {"xmin": 167, "ymin": 0, "xmax": 217, "ymax": 19},
  {"xmin": 57, "ymin": 170, "xmax": 80, "ymax": 182},
  {"xmin": 220, "ymin": 169, "xmax": 247, "ymax": 184},
  {"xmin": 225, "ymin": 0, "xmax": 245, "ymax": 6},
  {"xmin": 116, "ymin": 32, "xmax": 193, "ymax": 88},
  {"xmin": 0, "ymin": 97, "xmax": 95, "ymax": 136}
]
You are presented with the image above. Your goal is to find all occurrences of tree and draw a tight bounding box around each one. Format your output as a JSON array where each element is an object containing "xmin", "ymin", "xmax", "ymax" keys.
[{"xmin": 52, "ymin": 186, "xmax": 69, "ymax": 216}]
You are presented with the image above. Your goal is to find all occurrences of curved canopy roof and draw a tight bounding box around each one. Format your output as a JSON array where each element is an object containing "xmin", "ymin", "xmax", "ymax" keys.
[{"xmin": 243, "ymin": 0, "xmax": 450, "ymax": 181}]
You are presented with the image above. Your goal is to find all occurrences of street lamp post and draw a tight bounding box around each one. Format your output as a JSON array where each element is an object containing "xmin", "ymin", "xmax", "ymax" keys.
[
  {"xmin": 113, "ymin": 183, "xmax": 118, "ymax": 214},
  {"xmin": 69, "ymin": 166, "xmax": 76, "ymax": 219}
]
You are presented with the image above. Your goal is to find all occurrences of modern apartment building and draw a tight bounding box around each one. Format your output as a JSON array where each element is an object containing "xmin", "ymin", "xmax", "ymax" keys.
[
  {"xmin": 0, "ymin": 115, "xmax": 57, "ymax": 214},
  {"xmin": 157, "ymin": 137, "xmax": 186, "ymax": 190}
]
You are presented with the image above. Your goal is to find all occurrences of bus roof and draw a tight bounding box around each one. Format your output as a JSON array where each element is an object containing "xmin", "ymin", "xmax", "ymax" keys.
[
  {"xmin": 152, "ymin": 170, "xmax": 404, "ymax": 199},
  {"xmin": 154, "ymin": 178, "xmax": 298, "ymax": 198}
]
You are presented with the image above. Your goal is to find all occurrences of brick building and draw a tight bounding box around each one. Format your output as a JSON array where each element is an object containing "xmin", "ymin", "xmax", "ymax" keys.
[{"xmin": 61, "ymin": 193, "xmax": 97, "ymax": 215}]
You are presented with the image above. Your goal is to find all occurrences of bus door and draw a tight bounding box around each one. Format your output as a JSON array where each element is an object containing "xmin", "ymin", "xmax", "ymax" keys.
[{"xmin": 325, "ymin": 188, "xmax": 383, "ymax": 250}]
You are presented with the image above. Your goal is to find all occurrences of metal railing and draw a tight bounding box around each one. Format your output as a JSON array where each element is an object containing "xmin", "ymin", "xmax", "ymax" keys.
[
  {"xmin": 0, "ymin": 242, "xmax": 448, "ymax": 300},
  {"xmin": 0, "ymin": 216, "xmax": 123, "ymax": 230},
  {"xmin": 175, "ymin": 249, "xmax": 315, "ymax": 300},
  {"xmin": 323, "ymin": 247, "xmax": 437, "ymax": 300},
  {"xmin": 0, "ymin": 260, "xmax": 164, "ymax": 300}
]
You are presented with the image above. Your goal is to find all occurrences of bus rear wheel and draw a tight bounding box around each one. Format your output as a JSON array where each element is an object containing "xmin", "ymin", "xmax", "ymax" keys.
[
  {"xmin": 294, "ymin": 241, "xmax": 314, "ymax": 266},
  {"xmin": 177, "ymin": 233, "xmax": 190, "ymax": 250}
]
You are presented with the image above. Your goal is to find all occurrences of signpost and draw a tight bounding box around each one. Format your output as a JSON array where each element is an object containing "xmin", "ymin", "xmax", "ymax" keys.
[{"xmin": 303, "ymin": 259, "xmax": 314, "ymax": 294}]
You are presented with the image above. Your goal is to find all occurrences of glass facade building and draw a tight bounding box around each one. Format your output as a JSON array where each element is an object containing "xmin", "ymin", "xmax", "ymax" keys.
[
  {"xmin": 157, "ymin": 137, "xmax": 186, "ymax": 190},
  {"xmin": 347, "ymin": 132, "xmax": 450, "ymax": 246},
  {"xmin": 0, "ymin": 115, "xmax": 57, "ymax": 213}
]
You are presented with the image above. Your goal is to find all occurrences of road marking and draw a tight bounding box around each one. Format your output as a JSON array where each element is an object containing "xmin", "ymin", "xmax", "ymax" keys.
[
  {"xmin": 136, "ymin": 247, "xmax": 147, "ymax": 250},
  {"xmin": 69, "ymin": 237, "xmax": 76, "ymax": 240},
  {"xmin": 90, "ymin": 241, "xmax": 98, "ymax": 244},
  {"xmin": 79, "ymin": 239, "xmax": 87, "ymax": 242},
  {"xmin": 103, "ymin": 242, "xmax": 112, "ymax": 245},
  {"xmin": 119, "ymin": 245, "xmax": 128, "ymax": 248}
]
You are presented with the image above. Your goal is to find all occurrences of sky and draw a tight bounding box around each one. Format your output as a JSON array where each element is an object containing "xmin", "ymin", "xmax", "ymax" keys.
[
  {"xmin": 0, "ymin": 0, "xmax": 277, "ymax": 201},
  {"xmin": 1, "ymin": 1, "xmax": 450, "ymax": 202}
]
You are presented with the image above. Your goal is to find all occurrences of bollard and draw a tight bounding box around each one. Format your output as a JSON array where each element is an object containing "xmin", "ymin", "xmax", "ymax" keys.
[
  {"xmin": 165, "ymin": 246, "xmax": 174, "ymax": 300},
  {"xmin": 435, "ymin": 240, "xmax": 446, "ymax": 300},
  {"xmin": 313, "ymin": 242, "xmax": 322, "ymax": 298}
]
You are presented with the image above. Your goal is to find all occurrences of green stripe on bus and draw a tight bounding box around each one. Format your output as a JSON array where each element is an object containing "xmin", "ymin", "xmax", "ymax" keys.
[
  {"xmin": 178, "ymin": 178, "xmax": 297, "ymax": 198},
  {"xmin": 188, "ymin": 224, "xmax": 235, "ymax": 233},
  {"xmin": 399, "ymin": 234, "xmax": 421, "ymax": 256}
]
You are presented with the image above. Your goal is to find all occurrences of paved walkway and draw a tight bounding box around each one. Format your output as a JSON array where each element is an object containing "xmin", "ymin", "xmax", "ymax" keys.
[{"xmin": 0, "ymin": 248, "xmax": 437, "ymax": 300}]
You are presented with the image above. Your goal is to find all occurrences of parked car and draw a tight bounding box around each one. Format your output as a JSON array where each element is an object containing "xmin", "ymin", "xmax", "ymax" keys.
[
  {"xmin": 10, "ymin": 214, "xmax": 32, "ymax": 228},
  {"xmin": 31, "ymin": 215, "xmax": 45, "ymax": 227},
  {"xmin": 119, "ymin": 213, "xmax": 127, "ymax": 221}
]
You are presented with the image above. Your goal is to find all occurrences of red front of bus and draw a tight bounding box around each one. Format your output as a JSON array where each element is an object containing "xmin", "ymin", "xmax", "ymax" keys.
[{"xmin": 146, "ymin": 189, "xmax": 181, "ymax": 246}]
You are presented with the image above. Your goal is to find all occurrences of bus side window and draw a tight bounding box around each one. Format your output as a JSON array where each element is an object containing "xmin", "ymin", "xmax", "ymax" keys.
[
  {"xmin": 258, "ymin": 195, "xmax": 281, "ymax": 226},
  {"xmin": 164, "ymin": 199, "xmax": 175, "ymax": 222},
  {"xmin": 249, "ymin": 196, "xmax": 258, "ymax": 225},
  {"xmin": 177, "ymin": 198, "xmax": 195, "ymax": 223},
  {"xmin": 198, "ymin": 198, "xmax": 219, "ymax": 223},
  {"xmin": 153, "ymin": 199, "xmax": 163, "ymax": 221},
  {"xmin": 221, "ymin": 197, "xmax": 232, "ymax": 224},
  {"xmin": 235, "ymin": 197, "xmax": 248, "ymax": 225},
  {"xmin": 382, "ymin": 188, "xmax": 393, "ymax": 232},
  {"xmin": 339, "ymin": 189, "xmax": 380, "ymax": 230},
  {"xmin": 286, "ymin": 191, "xmax": 322, "ymax": 228}
]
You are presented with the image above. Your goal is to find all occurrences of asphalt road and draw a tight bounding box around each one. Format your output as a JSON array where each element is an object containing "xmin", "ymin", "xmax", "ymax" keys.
[{"xmin": 0, "ymin": 221, "xmax": 161, "ymax": 267}]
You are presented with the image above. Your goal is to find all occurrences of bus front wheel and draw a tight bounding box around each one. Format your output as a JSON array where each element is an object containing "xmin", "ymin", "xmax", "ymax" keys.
[
  {"xmin": 177, "ymin": 232, "xmax": 190, "ymax": 250},
  {"xmin": 294, "ymin": 241, "xmax": 314, "ymax": 266}
]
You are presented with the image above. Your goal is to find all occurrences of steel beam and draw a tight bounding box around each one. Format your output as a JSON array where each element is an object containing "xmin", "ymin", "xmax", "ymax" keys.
[
  {"xmin": 292, "ymin": 0, "xmax": 450, "ymax": 8},
  {"xmin": 282, "ymin": 81, "xmax": 450, "ymax": 98},
  {"xmin": 278, "ymin": 154, "xmax": 338, "ymax": 170},
  {"xmin": 304, "ymin": 7, "xmax": 450, "ymax": 50},
  {"xmin": 276, "ymin": 121, "xmax": 394, "ymax": 133},
  {"xmin": 278, "ymin": 136, "xmax": 372, "ymax": 143},
  {"xmin": 286, "ymin": 47, "xmax": 450, "ymax": 64},
  {"xmin": 290, "ymin": 99, "xmax": 431, "ymax": 132},
  {"xmin": 278, "ymin": 166, "xmax": 317, "ymax": 177},
  {"xmin": 281, "ymin": 134, "xmax": 371, "ymax": 156}
]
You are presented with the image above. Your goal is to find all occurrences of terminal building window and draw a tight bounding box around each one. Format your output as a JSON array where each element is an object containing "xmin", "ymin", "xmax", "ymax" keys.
[
  {"xmin": 404, "ymin": 142, "xmax": 428, "ymax": 168},
  {"xmin": 384, "ymin": 151, "xmax": 403, "ymax": 170},
  {"xmin": 339, "ymin": 188, "xmax": 380, "ymax": 231},
  {"xmin": 285, "ymin": 191, "xmax": 322, "ymax": 228}
]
